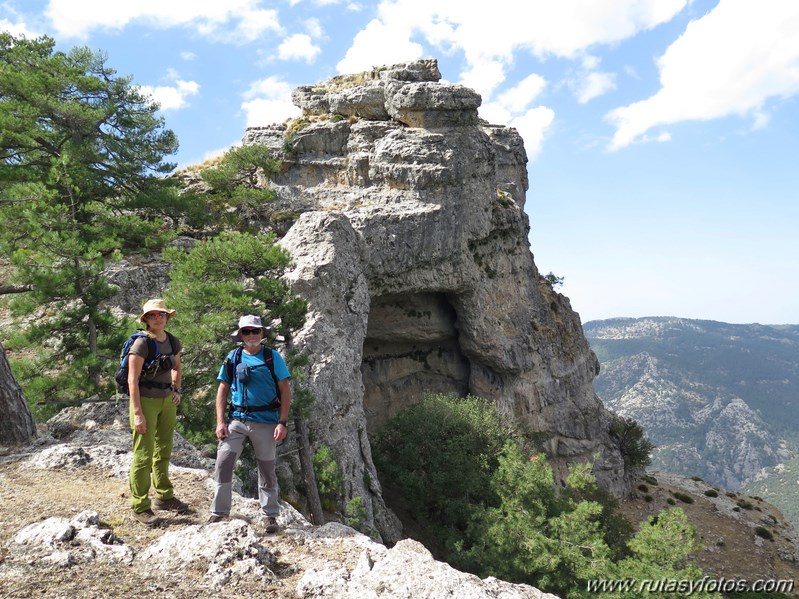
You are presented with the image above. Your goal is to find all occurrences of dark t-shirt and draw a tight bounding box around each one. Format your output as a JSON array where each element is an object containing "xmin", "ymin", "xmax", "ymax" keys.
[{"xmin": 130, "ymin": 333, "xmax": 182, "ymax": 398}]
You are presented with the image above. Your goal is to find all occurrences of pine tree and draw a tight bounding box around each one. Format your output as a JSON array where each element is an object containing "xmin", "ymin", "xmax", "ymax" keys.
[
  {"xmin": 0, "ymin": 33, "xmax": 182, "ymax": 406},
  {"xmin": 162, "ymin": 230, "xmax": 307, "ymax": 442}
]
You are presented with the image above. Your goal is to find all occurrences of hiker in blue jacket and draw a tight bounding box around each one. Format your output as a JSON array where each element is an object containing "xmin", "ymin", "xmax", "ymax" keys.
[{"xmin": 208, "ymin": 314, "xmax": 291, "ymax": 533}]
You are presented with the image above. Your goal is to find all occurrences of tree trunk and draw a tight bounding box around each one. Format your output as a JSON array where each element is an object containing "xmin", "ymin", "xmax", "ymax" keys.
[
  {"xmin": 294, "ymin": 415, "xmax": 325, "ymax": 526},
  {"xmin": 0, "ymin": 342, "xmax": 37, "ymax": 446}
]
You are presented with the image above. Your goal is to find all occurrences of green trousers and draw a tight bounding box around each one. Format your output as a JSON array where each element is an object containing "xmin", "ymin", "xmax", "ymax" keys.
[{"xmin": 129, "ymin": 395, "xmax": 177, "ymax": 512}]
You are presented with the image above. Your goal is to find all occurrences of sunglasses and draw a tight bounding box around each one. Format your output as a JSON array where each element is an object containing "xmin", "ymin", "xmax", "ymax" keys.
[
  {"xmin": 240, "ymin": 328, "xmax": 262, "ymax": 335},
  {"xmin": 145, "ymin": 311, "xmax": 168, "ymax": 319}
]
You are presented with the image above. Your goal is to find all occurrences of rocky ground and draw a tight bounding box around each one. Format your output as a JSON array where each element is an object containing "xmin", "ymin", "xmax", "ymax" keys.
[
  {"xmin": 0, "ymin": 401, "xmax": 557, "ymax": 599},
  {"xmin": 1, "ymin": 400, "xmax": 797, "ymax": 598}
]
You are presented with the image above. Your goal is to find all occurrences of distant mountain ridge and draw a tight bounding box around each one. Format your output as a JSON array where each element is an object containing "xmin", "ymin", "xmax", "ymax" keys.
[{"xmin": 584, "ymin": 317, "xmax": 799, "ymax": 523}]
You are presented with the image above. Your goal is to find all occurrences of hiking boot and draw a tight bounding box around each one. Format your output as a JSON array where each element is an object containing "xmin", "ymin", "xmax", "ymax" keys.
[
  {"xmin": 265, "ymin": 516, "xmax": 279, "ymax": 534},
  {"xmin": 153, "ymin": 496, "xmax": 189, "ymax": 513},
  {"xmin": 207, "ymin": 514, "xmax": 226, "ymax": 523},
  {"xmin": 132, "ymin": 509, "xmax": 160, "ymax": 526}
]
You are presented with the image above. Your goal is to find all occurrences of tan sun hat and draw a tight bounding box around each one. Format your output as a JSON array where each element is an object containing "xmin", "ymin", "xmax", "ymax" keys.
[{"xmin": 139, "ymin": 298, "xmax": 176, "ymax": 323}]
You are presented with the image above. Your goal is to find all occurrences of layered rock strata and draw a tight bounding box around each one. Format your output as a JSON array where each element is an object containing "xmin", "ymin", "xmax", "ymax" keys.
[{"xmin": 243, "ymin": 59, "xmax": 630, "ymax": 542}]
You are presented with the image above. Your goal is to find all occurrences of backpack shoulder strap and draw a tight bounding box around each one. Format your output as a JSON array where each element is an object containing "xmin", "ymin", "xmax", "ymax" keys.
[
  {"xmin": 163, "ymin": 331, "xmax": 177, "ymax": 355},
  {"xmin": 264, "ymin": 347, "xmax": 281, "ymax": 398},
  {"xmin": 225, "ymin": 346, "xmax": 243, "ymax": 384},
  {"xmin": 145, "ymin": 336, "xmax": 157, "ymax": 363}
]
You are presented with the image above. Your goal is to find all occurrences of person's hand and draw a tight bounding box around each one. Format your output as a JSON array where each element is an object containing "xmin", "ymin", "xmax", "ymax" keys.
[
  {"xmin": 134, "ymin": 413, "xmax": 147, "ymax": 434},
  {"xmin": 171, "ymin": 390, "xmax": 181, "ymax": 406},
  {"xmin": 274, "ymin": 422, "xmax": 287, "ymax": 442},
  {"xmin": 215, "ymin": 422, "xmax": 229, "ymax": 440}
]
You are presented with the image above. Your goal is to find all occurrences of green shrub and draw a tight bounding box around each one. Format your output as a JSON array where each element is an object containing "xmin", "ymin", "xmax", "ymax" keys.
[
  {"xmin": 608, "ymin": 414, "xmax": 654, "ymax": 468},
  {"xmin": 643, "ymin": 475, "xmax": 658, "ymax": 485},
  {"xmin": 737, "ymin": 499, "xmax": 754, "ymax": 510},
  {"xmin": 673, "ymin": 492, "xmax": 694, "ymax": 504},
  {"xmin": 345, "ymin": 496, "xmax": 368, "ymax": 532},
  {"xmin": 637, "ymin": 484, "xmax": 649, "ymax": 493},
  {"xmin": 373, "ymin": 393, "xmax": 508, "ymax": 554},
  {"xmin": 704, "ymin": 489, "xmax": 719, "ymax": 498},
  {"xmin": 373, "ymin": 392, "xmax": 710, "ymax": 598},
  {"xmin": 754, "ymin": 526, "xmax": 774, "ymax": 541},
  {"xmin": 313, "ymin": 445, "xmax": 344, "ymax": 512}
]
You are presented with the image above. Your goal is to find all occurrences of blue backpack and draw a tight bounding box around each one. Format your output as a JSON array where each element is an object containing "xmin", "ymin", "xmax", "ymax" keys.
[
  {"xmin": 223, "ymin": 344, "xmax": 281, "ymax": 416},
  {"xmin": 114, "ymin": 331, "xmax": 176, "ymax": 396}
]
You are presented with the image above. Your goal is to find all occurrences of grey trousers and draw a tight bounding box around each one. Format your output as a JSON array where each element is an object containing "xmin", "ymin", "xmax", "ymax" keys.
[{"xmin": 210, "ymin": 419, "xmax": 279, "ymax": 517}]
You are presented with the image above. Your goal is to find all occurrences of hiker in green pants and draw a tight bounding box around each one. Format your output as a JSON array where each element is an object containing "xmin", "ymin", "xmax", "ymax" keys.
[{"xmin": 128, "ymin": 298, "xmax": 188, "ymax": 525}]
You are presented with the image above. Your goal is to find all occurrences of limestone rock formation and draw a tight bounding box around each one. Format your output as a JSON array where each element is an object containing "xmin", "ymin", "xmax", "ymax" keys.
[{"xmin": 242, "ymin": 59, "xmax": 631, "ymax": 542}]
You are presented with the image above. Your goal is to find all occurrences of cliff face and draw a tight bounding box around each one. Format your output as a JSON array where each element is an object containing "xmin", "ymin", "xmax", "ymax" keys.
[{"xmin": 242, "ymin": 60, "xmax": 630, "ymax": 541}]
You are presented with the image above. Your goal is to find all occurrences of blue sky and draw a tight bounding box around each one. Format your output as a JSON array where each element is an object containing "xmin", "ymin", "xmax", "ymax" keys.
[{"xmin": 2, "ymin": 0, "xmax": 797, "ymax": 325}]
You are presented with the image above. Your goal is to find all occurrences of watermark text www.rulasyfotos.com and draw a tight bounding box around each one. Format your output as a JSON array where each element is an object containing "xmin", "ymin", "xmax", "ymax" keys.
[{"xmin": 586, "ymin": 576, "xmax": 795, "ymax": 595}]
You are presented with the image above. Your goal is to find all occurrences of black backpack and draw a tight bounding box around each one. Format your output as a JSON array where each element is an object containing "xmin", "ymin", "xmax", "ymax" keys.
[
  {"xmin": 114, "ymin": 331, "xmax": 176, "ymax": 396},
  {"xmin": 224, "ymin": 344, "xmax": 281, "ymax": 415}
]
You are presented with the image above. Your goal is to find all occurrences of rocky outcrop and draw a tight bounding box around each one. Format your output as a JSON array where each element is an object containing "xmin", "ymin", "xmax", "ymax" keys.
[{"xmin": 242, "ymin": 59, "xmax": 630, "ymax": 542}]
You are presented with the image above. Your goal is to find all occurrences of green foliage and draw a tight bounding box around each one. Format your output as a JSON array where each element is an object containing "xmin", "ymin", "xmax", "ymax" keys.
[
  {"xmin": 313, "ymin": 446, "xmax": 344, "ymax": 512},
  {"xmin": 0, "ymin": 33, "xmax": 183, "ymax": 408},
  {"xmin": 543, "ymin": 271, "xmax": 564, "ymax": 289},
  {"xmin": 672, "ymin": 491, "xmax": 695, "ymax": 504},
  {"xmin": 704, "ymin": 489, "xmax": 719, "ymax": 497},
  {"xmin": 373, "ymin": 393, "xmax": 508, "ymax": 554},
  {"xmin": 345, "ymin": 496, "xmax": 368, "ymax": 532},
  {"xmin": 162, "ymin": 231, "xmax": 307, "ymax": 443},
  {"xmin": 608, "ymin": 414, "xmax": 654, "ymax": 468},
  {"xmin": 754, "ymin": 526, "xmax": 774, "ymax": 541},
  {"xmin": 374, "ymin": 393, "xmax": 712, "ymax": 598},
  {"xmin": 200, "ymin": 144, "xmax": 280, "ymax": 227},
  {"xmin": 613, "ymin": 509, "xmax": 719, "ymax": 598}
]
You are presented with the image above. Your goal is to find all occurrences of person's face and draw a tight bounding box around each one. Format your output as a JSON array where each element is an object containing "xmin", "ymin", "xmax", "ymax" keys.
[
  {"xmin": 240, "ymin": 327, "xmax": 263, "ymax": 347},
  {"xmin": 145, "ymin": 311, "xmax": 168, "ymax": 329}
]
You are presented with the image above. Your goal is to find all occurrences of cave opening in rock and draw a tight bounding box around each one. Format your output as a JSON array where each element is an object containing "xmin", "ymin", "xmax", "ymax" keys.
[{"xmin": 361, "ymin": 292, "xmax": 471, "ymax": 436}]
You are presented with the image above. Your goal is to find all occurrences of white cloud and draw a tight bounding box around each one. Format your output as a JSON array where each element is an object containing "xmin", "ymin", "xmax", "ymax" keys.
[
  {"xmin": 241, "ymin": 76, "xmax": 302, "ymax": 127},
  {"xmin": 278, "ymin": 33, "xmax": 321, "ymax": 63},
  {"xmin": 606, "ymin": 0, "xmax": 799, "ymax": 149},
  {"xmin": 343, "ymin": 0, "xmax": 688, "ymax": 85},
  {"xmin": 304, "ymin": 18, "xmax": 323, "ymax": 38},
  {"xmin": 44, "ymin": 0, "xmax": 282, "ymax": 41},
  {"xmin": 0, "ymin": 17, "xmax": 40, "ymax": 38},
  {"xmin": 575, "ymin": 71, "xmax": 616, "ymax": 104},
  {"xmin": 499, "ymin": 74, "xmax": 547, "ymax": 113},
  {"xmin": 138, "ymin": 79, "xmax": 200, "ymax": 111},
  {"xmin": 479, "ymin": 74, "xmax": 552, "ymax": 158},
  {"xmin": 459, "ymin": 59, "xmax": 507, "ymax": 100},
  {"xmin": 337, "ymin": 18, "xmax": 424, "ymax": 73},
  {"xmin": 509, "ymin": 106, "xmax": 555, "ymax": 160}
]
